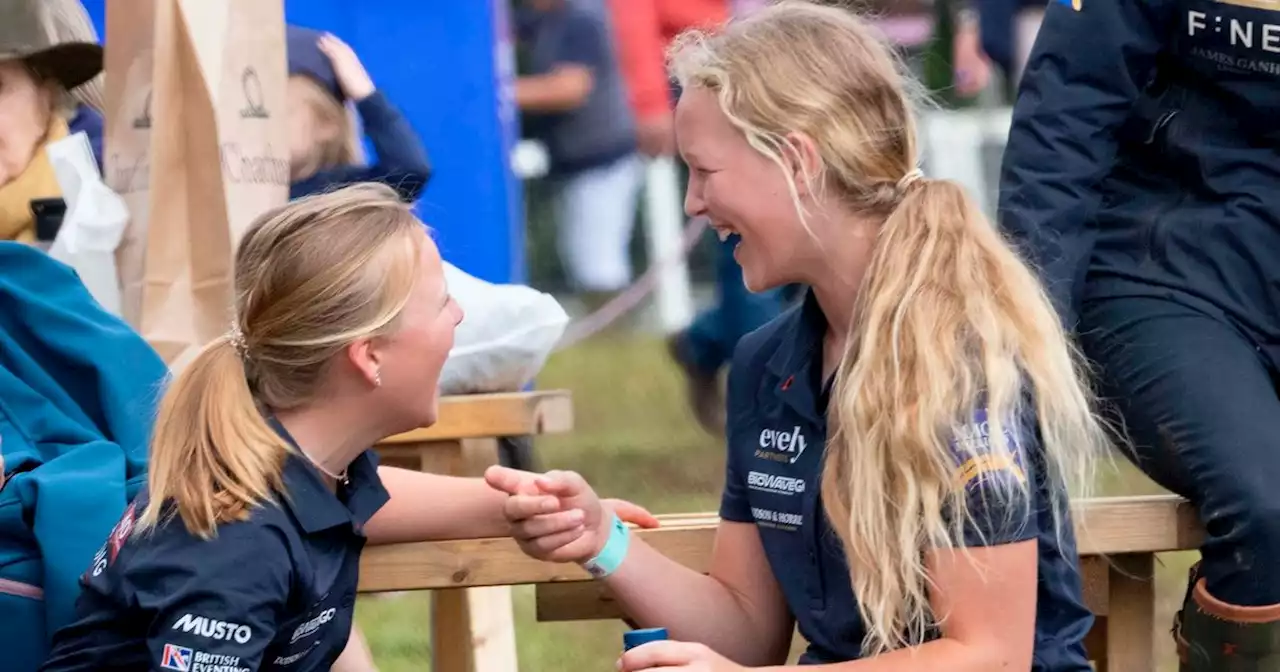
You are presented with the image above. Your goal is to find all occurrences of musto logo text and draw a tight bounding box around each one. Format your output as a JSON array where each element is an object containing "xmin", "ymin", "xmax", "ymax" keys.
[{"xmin": 171, "ymin": 614, "xmax": 251, "ymax": 644}]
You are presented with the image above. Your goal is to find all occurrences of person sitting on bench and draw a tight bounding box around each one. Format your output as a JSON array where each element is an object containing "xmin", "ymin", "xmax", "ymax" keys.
[
  {"xmin": 486, "ymin": 3, "xmax": 1113, "ymax": 671},
  {"xmin": 1000, "ymin": 0, "xmax": 1280, "ymax": 668},
  {"xmin": 40, "ymin": 183, "xmax": 655, "ymax": 672}
]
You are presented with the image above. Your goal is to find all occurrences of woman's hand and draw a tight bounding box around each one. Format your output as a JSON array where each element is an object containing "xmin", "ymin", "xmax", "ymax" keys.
[
  {"xmin": 619, "ymin": 641, "xmax": 747, "ymax": 672},
  {"xmin": 484, "ymin": 466, "xmax": 658, "ymax": 563},
  {"xmin": 317, "ymin": 33, "xmax": 376, "ymax": 101}
]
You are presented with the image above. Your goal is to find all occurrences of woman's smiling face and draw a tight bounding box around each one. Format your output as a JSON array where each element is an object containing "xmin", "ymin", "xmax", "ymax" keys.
[{"xmin": 675, "ymin": 86, "xmax": 815, "ymax": 293}]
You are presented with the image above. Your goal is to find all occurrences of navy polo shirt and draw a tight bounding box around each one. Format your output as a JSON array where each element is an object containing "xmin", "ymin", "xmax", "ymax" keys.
[
  {"xmin": 721, "ymin": 292, "xmax": 1094, "ymax": 670},
  {"xmin": 41, "ymin": 419, "xmax": 390, "ymax": 672}
]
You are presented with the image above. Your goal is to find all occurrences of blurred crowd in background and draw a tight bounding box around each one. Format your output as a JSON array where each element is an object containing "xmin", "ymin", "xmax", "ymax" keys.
[
  {"xmin": 0, "ymin": 0, "xmax": 1055, "ymax": 434},
  {"xmin": 509, "ymin": 0, "xmax": 1048, "ymax": 429},
  {"xmin": 517, "ymin": 0, "xmax": 1042, "ymax": 293}
]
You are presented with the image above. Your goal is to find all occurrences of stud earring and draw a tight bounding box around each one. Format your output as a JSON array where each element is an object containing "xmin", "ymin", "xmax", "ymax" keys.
[{"xmin": 374, "ymin": 370, "xmax": 383, "ymax": 387}]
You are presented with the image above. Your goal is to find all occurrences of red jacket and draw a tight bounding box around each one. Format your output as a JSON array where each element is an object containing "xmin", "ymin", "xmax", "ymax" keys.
[{"xmin": 605, "ymin": 0, "xmax": 729, "ymax": 122}]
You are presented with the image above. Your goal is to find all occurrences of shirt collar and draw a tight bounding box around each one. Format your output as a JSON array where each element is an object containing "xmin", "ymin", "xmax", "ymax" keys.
[
  {"xmin": 268, "ymin": 416, "xmax": 390, "ymax": 535},
  {"xmin": 765, "ymin": 289, "xmax": 829, "ymax": 423}
]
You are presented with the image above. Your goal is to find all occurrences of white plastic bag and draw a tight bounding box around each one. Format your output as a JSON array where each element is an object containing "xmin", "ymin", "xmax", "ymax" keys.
[
  {"xmin": 45, "ymin": 132, "xmax": 129, "ymax": 316},
  {"xmin": 439, "ymin": 262, "xmax": 570, "ymax": 395}
]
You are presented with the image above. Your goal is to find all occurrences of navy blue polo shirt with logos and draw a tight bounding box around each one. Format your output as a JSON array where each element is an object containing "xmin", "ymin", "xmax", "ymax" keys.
[
  {"xmin": 722, "ymin": 292, "xmax": 1094, "ymax": 670},
  {"xmin": 41, "ymin": 418, "xmax": 389, "ymax": 672}
]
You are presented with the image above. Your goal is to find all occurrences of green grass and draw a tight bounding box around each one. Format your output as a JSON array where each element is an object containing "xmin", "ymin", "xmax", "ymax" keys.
[{"xmin": 355, "ymin": 333, "xmax": 1197, "ymax": 671}]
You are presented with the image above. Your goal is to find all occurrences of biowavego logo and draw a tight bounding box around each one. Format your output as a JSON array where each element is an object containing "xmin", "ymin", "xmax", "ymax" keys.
[
  {"xmin": 747, "ymin": 471, "xmax": 806, "ymax": 496},
  {"xmin": 291, "ymin": 608, "xmax": 337, "ymax": 644}
]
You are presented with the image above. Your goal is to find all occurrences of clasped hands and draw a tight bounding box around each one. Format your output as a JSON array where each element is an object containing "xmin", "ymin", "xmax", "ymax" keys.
[{"xmin": 484, "ymin": 466, "xmax": 749, "ymax": 672}]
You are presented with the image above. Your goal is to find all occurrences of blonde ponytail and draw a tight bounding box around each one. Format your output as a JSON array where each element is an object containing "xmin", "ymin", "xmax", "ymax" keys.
[
  {"xmin": 821, "ymin": 179, "xmax": 1106, "ymax": 652},
  {"xmin": 136, "ymin": 337, "xmax": 288, "ymax": 539},
  {"xmin": 669, "ymin": 2, "xmax": 1112, "ymax": 656}
]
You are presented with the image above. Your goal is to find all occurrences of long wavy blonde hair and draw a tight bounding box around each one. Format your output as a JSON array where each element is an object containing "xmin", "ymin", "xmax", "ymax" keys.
[
  {"xmin": 670, "ymin": 1, "xmax": 1111, "ymax": 655},
  {"xmin": 136, "ymin": 183, "xmax": 423, "ymax": 539}
]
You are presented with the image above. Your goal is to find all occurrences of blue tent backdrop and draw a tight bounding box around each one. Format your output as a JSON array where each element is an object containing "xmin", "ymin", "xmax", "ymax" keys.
[{"xmin": 80, "ymin": 0, "xmax": 526, "ymax": 284}]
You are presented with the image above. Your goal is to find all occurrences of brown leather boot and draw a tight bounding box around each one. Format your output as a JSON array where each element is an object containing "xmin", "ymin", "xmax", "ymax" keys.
[{"xmin": 1176, "ymin": 564, "xmax": 1280, "ymax": 671}]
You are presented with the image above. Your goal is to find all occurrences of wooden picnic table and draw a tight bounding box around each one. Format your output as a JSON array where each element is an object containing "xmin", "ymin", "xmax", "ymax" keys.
[
  {"xmin": 372, "ymin": 390, "xmax": 573, "ymax": 672},
  {"xmin": 361, "ymin": 494, "xmax": 1203, "ymax": 672}
]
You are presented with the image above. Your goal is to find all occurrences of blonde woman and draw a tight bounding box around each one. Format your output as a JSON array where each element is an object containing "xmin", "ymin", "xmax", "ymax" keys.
[
  {"xmin": 487, "ymin": 3, "xmax": 1111, "ymax": 671},
  {"xmin": 40, "ymin": 184, "xmax": 654, "ymax": 671}
]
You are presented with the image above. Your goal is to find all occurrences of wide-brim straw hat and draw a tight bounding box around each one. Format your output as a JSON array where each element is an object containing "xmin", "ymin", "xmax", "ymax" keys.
[{"xmin": 0, "ymin": 0, "xmax": 103, "ymax": 90}]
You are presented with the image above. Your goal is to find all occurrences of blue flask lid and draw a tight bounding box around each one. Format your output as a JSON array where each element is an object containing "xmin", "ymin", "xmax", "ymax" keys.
[{"xmin": 623, "ymin": 627, "xmax": 669, "ymax": 651}]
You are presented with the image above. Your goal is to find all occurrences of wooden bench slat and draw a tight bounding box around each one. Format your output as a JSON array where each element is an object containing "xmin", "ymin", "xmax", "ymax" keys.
[
  {"xmin": 358, "ymin": 494, "xmax": 1200, "ymax": 594},
  {"xmin": 1073, "ymin": 495, "xmax": 1202, "ymax": 555},
  {"xmin": 537, "ymin": 557, "xmax": 1116, "ymax": 623},
  {"xmin": 377, "ymin": 391, "xmax": 573, "ymax": 443}
]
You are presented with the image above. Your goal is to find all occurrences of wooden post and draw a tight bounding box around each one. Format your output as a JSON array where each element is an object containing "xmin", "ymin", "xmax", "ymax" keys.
[
  {"xmin": 370, "ymin": 392, "xmax": 574, "ymax": 671},
  {"xmin": 1080, "ymin": 555, "xmax": 1110, "ymax": 670},
  {"xmin": 1106, "ymin": 554, "xmax": 1156, "ymax": 672},
  {"xmin": 1085, "ymin": 617, "xmax": 1109, "ymax": 672},
  {"xmin": 427, "ymin": 438, "xmax": 519, "ymax": 672}
]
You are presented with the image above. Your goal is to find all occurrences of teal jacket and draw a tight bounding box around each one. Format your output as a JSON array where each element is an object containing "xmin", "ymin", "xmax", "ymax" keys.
[{"xmin": 0, "ymin": 243, "xmax": 167, "ymax": 670}]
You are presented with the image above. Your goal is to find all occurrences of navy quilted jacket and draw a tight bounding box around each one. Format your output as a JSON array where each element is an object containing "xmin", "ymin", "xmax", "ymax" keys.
[{"xmin": 999, "ymin": 0, "xmax": 1280, "ymax": 333}]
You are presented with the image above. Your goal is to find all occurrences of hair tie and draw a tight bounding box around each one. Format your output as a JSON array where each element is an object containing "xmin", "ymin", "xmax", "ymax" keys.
[
  {"xmin": 897, "ymin": 168, "xmax": 925, "ymax": 192},
  {"xmin": 227, "ymin": 323, "xmax": 249, "ymax": 360}
]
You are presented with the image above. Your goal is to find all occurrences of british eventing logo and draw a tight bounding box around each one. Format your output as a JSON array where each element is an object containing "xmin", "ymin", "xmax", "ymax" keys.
[{"xmin": 160, "ymin": 644, "xmax": 192, "ymax": 671}]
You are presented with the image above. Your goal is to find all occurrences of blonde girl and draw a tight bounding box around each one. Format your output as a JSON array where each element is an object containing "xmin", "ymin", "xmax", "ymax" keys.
[
  {"xmin": 487, "ymin": 3, "xmax": 1111, "ymax": 671},
  {"xmin": 40, "ymin": 183, "xmax": 652, "ymax": 671},
  {"xmin": 286, "ymin": 28, "xmax": 432, "ymax": 203}
]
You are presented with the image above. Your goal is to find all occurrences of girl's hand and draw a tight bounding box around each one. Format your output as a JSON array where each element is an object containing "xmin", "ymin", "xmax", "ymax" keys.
[
  {"xmin": 619, "ymin": 641, "xmax": 747, "ymax": 672},
  {"xmin": 317, "ymin": 33, "xmax": 375, "ymax": 101},
  {"xmin": 484, "ymin": 466, "xmax": 658, "ymax": 564}
]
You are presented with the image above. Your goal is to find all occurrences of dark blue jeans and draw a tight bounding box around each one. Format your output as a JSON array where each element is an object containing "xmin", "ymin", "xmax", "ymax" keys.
[
  {"xmin": 680, "ymin": 236, "xmax": 786, "ymax": 375},
  {"xmin": 1080, "ymin": 294, "xmax": 1280, "ymax": 607}
]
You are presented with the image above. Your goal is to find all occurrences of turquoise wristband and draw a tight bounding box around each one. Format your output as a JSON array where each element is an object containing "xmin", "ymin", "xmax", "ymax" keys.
[{"xmin": 581, "ymin": 512, "xmax": 630, "ymax": 579}]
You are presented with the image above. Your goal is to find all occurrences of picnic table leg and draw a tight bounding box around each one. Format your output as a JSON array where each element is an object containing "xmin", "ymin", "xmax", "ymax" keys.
[
  {"xmin": 1079, "ymin": 557, "xmax": 1110, "ymax": 671},
  {"xmin": 1085, "ymin": 617, "xmax": 1109, "ymax": 672},
  {"xmin": 467, "ymin": 585, "xmax": 521, "ymax": 670},
  {"xmin": 427, "ymin": 438, "xmax": 519, "ymax": 672},
  {"xmin": 432, "ymin": 589, "xmax": 476, "ymax": 671},
  {"xmin": 1106, "ymin": 554, "xmax": 1156, "ymax": 672},
  {"xmin": 416, "ymin": 440, "xmax": 461, "ymax": 476}
]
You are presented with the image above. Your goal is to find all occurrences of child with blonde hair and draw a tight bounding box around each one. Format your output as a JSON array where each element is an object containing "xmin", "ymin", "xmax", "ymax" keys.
[
  {"xmin": 41, "ymin": 184, "xmax": 656, "ymax": 671},
  {"xmin": 287, "ymin": 28, "xmax": 432, "ymax": 203}
]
